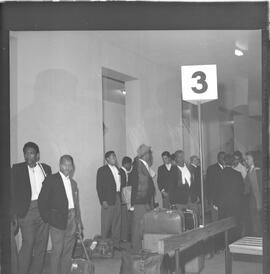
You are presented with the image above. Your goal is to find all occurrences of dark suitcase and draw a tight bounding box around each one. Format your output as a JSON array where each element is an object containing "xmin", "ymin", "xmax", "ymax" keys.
[
  {"xmin": 91, "ymin": 235, "xmax": 114, "ymax": 258},
  {"xmin": 119, "ymin": 250, "xmax": 169, "ymax": 274},
  {"xmin": 70, "ymin": 233, "xmax": 95, "ymax": 274},
  {"xmin": 183, "ymin": 209, "xmax": 198, "ymax": 231},
  {"xmin": 142, "ymin": 208, "xmax": 185, "ymax": 234}
]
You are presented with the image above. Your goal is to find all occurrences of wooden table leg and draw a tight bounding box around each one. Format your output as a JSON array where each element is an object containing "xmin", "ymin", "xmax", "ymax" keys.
[
  {"xmin": 175, "ymin": 249, "xmax": 182, "ymax": 274},
  {"xmin": 225, "ymin": 230, "xmax": 232, "ymax": 274}
]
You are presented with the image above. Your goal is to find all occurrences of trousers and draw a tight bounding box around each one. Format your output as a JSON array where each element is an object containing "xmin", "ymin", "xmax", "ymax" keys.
[
  {"xmin": 50, "ymin": 209, "xmax": 76, "ymax": 274},
  {"xmin": 18, "ymin": 200, "xmax": 49, "ymax": 274}
]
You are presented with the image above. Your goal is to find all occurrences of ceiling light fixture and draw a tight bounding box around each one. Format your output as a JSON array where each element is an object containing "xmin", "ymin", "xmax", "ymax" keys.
[{"xmin": 235, "ymin": 48, "xmax": 244, "ymax": 56}]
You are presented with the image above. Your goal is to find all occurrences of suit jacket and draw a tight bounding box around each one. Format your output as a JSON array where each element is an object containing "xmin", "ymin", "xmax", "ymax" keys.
[
  {"xmin": 157, "ymin": 164, "xmax": 174, "ymax": 193},
  {"xmin": 205, "ymin": 163, "xmax": 223, "ymax": 205},
  {"xmin": 119, "ymin": 167, "xmax": 130, "ymax": 187},
  {"xmin": 168, "ymin": 165, "xmax": 193, "ymax": 205},
  {"xmin": 188, "ymin": 164, "xmax": 201, "ymax": 203},
  {"xmin": 130, "ymin": 159, "xmax": 155, "ymax": 207},
  {"xmin": 11, "ymin": 162, "xmax": 52, "ymax": 218},
  {"xmin": 38, "ymin": 172, "xmax": 83, "ymax": 230},
  {"xmin": 96, "ymin": 165, "xmax": 123, "ymax": 206},
  {"xmin": 217, "ymin": 167, "xmax": 244, "ymax": 219}
]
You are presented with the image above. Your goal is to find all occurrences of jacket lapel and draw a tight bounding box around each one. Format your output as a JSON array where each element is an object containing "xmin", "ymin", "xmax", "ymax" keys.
[{"xmin": 57, "ymin": 172, "xmax": 68, "ymax": 204}]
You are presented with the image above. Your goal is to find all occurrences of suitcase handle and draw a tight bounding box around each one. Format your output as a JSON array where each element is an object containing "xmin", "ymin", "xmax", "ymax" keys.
[{"xmin": 77, "ymin": 229, "xmax": 91, "ymax": 262}]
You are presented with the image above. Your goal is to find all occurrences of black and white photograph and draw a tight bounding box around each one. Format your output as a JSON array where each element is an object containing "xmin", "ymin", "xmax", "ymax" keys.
[{"xmin": 0, "ymin": 1, "xmax": 269, "ymax": 274}]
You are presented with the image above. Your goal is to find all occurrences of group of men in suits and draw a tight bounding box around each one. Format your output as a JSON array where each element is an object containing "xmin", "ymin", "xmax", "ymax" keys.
[
  {"xmin": 11, "ymin": 142, "xmax": 83, "ymax": 274},
  {"xmin": 96, "ymin": 144, "xmax": 156, "ymax": 251}
]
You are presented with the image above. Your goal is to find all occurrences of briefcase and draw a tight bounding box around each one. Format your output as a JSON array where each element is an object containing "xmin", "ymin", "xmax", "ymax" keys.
[
  {"xmin": 70, "ymin": 233, "xmax": 95, "ymax": 274},
  {"xmin": 119, "ymin": 250, "xmax": 169, "ymax": 274},
  {"xmin": 142, "ymin": 208, "xmax": 185, "ymax": 234}
]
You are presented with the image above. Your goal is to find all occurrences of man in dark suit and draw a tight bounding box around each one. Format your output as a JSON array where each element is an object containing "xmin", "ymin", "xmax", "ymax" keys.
[
  {"xmin": 205, "ymin": 151, "xmax": 225, "ymax": 213},
  {"xmin": 188, "ymin": 155, "xmax": 201, "ymax": 204},
  {"xmin": 169, "ymin": 150, "xmax": 193, "ymax": 210},
  {"xmin": 11, "ymin": 142, "xmax": 52, "ymax": 274},
  {"xmin": 157, "ymin": 151, "xmax": 173, "ymax": 209},
  {"xmin": 119, "ymin": 156, "xmax": 133, "ymax": 242},
  {"xmin": 217, "ymin": 154, "xmax": 244, "ymax": 242},
  {"xmin": 96, "ymin": 151, "xmax": 122, "ymax": 250},
  {"xmin": 38, "ymin": 155, "xmax": 83, "ymax": 274},
  {"xmin": 130, "ymin": 144, "xmax": 155, "ymax": 251}
]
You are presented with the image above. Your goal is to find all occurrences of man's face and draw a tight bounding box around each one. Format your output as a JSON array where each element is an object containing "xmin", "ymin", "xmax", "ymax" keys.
[
  {"xmin": 162, "ymin": 155, "xmax": 171, "ymax": 165},
  {"xmin": 233, "ymin": 155, "xmax": 240, "ymax": 167},
  {"xmin": 60, "ymin": 159, "xmax": 74, "ymax": 177},
  {"xmin": 176, "ymin": 152, "xmax": 185, "ymax": 167},
  {"xmin": 24, "ymin": 147, "xmax": 39, "ymax": 167},
  {"xmin": 192, "ymin": 157, "xmax": 200, "ymax": 166},
  {"xmin": 124, "ymin": 162, "xmax": 132, "ymax": 172},
  {"xmin": 244, "ymin": 155, "xmax": 254, "ymax": 167},
  {"xmin": 106, "ymin": 153, "xmax": 117, "ymax": 166}
]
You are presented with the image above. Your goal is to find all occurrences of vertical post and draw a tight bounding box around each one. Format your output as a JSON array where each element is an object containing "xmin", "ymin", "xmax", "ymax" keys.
[
  {"xmin": 198, "ymin": 102, "xmax": 205, "ymax": 226},
  {"xmin": 175, "ymin": 249, "xmax": 181, "ymax": 274},
  {"xmin": 225, "ymin": 230, "xmax": 231, "ymax": 274}
]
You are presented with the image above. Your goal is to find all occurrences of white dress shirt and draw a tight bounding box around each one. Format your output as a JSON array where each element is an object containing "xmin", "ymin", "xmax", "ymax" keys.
[
  {"xmin": 233, "ymin": 162, "xmax": 247, "ymax": 179},
  {"xmin": 108, "ymin": 164, "xmax": 121, "ymax": 192},
  {"xmin": 165, "ymin": 163, "xmax": 172, "ymax": 171},
  {"xmin": 59, "ymin": 171, "xmax": 75, "ymax": 209},
  {"xmin": 177, "ymin": 164, "xmax": 191, "ymax": 187},
  {"xmin": 28, "ymin": 163, "xmax": 45, "ymax": 201}
]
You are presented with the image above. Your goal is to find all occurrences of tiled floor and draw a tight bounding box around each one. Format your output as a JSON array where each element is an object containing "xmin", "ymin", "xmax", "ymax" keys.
[{"xmin": 43, "ymin": 249, "xmax": 262, "ymax": 274}]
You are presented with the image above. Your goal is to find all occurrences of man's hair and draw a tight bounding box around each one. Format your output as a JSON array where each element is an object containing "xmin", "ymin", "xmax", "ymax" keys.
[
  {"xmin": 105, "ymin": 151, "xmax": 115, "ymax": 159},
  {"xmin": 23, "ymin": 142, "xmax": 40, "ymax": 154},
  {"xmin": 60, "ymin": 155, "xmax": 74, "ymax": 165},
  {"xmin": 223, "ymin": 153, "xmax": 233, "ymax": 166},
  {"xmin": 170, "ymin": 153, "xmax": 176, "ymax": 161},
  {"xmin": 233, "ymin": 151, "xmax": 243, "ymax": 159},
  {"xmin": 122, "ymin": 156, "xmax": 132, "ymax": 166},
  {"xmin": 174, "ymin": 150, "xmax": 184, "ymax": 157},
  {"xmin": 190, "ymin": 155, "xmax": 199, "ymax": 162},
  {"xmin": 217, "ymin": 151, "xmax": 225, "ymax": 160},
  {"xmin": 161, "ymin": 151, "xmax": 171, "ymax": 158}
]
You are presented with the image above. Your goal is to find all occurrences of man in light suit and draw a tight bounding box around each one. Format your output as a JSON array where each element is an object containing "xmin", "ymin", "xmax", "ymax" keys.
[
  {"xmin": 38, "ymin": 155, "xmax": 83, "ymax": 274},
  {"xmin": 96, "ymin": 151, "xmax": 123, "ymax": 250},
  {"xmin": 11, "ymin": 142, "xmax": 52, "ymax": 274}
]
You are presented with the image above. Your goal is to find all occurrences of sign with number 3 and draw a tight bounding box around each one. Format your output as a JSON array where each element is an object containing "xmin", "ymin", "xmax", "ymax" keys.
[{"xmin": 181, "ymin": 64, "xmax": 218, "ymax": 104}]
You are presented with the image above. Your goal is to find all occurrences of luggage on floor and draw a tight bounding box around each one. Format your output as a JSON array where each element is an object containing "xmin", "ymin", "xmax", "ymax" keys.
[
  {"xmin": 70, "ymin": 233, "xmax": 95, "ymax": 274},
  {"xmin": 91, "ymin": 236, "xmax": 114, "ymax": 258},
  {"xmin": 142, "ymin": 208, "xmax": 185, "ymax": 234},
  {"xmin": 73, "ymin": 239, "xmax": 93, "ymax": 259},
  {"xmin": 119, "ymin": 250, "xmax": 169, "ymax": 274}
]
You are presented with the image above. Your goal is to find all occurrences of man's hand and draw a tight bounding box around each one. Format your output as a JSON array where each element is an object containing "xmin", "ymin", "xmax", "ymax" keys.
[
  {"xmin": 161, "ymin": 191, "xmax": 169, "ymax": 197},
  {"xmin": 102, "ymin": 201, "xmax": 109, "ymax": 209}
]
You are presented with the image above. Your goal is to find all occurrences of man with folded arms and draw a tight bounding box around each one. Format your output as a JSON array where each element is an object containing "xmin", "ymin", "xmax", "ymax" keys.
[{"xmin": 38, "ymin": 155, "xmax": 83, "ymax": 274}]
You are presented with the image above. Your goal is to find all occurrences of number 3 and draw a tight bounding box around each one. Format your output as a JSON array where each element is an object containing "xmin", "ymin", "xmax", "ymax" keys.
[{"xmin": 192, "ymin": 71, "xmax": 208, "ymax": 94}]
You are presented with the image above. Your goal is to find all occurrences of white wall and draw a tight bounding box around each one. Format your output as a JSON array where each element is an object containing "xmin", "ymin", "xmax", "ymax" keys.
[
  {"xmin": 103, "ymin": 100, "xmax": 126, "ymax": 164},
  {"xmin": 10, "ymin": 31, "xmax": 184, "ymax": 235},
  {"xmin": 10, "ymin": 31, "xmax": 104, "ymax": 238}
]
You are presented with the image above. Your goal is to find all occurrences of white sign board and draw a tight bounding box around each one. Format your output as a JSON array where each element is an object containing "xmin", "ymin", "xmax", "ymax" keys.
[{"xmin": 181, "ymin": 64, "xmax": 218, "ymax": 104}]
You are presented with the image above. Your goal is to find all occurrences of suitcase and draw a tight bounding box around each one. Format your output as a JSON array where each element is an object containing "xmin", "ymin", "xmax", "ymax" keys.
[
  {"xmin": 119, "ymin": 250, "xmax": 168, "ymax": 274},
  {"xmin": 70, "ymin": 233, "xmax": 95, "ymax": 274},
  {"xmin": 143, "ymin": 234, "xmax": 174, "ymax": 253},
  {"xmin": 91, "ymin": 235, "xmax": 114, "ymax": 258},
  {"xmin": 183, "ymin": 209, "xmax": 198, "ymax": 231},
  {"xmin": 142, "ymin": 208, "xmax": 185, "ymax": 234}
]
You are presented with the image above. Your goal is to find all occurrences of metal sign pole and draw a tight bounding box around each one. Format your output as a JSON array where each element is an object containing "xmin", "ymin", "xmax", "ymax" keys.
[{"xmin": 198, "ymin": 102, "xmax": 205, "ymax": 227}]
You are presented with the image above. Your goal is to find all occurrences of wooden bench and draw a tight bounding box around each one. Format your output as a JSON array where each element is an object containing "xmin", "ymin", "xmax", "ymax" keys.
[{"xmin": 228, "ymin": 237, "xmax": 262, "ymax": 274}]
